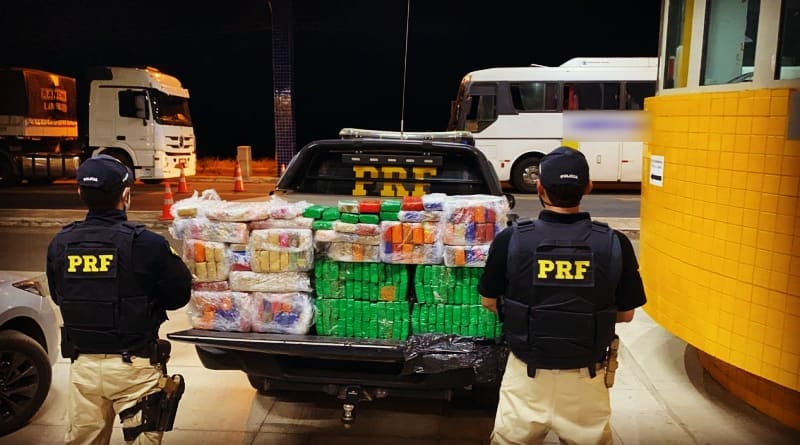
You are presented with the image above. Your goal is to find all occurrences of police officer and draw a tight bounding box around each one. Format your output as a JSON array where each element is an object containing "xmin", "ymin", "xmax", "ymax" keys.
[
  {"xmin": 46, "ymin": 154, "xmax": 192, "ymax": 445},
  {"xmin": 479, "ymin": 146, "xmax": 646, "ymax": 445}
]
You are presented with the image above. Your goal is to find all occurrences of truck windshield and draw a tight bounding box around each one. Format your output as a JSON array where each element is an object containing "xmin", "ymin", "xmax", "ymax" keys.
[{"xmin": 150, "ymin": 89, "xmax": 192, "ymax": 126}]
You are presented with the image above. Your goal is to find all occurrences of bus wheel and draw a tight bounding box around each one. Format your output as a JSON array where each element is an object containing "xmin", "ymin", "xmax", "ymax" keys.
[{"xmin": 511, "ymin": 157, "xmax": 540, "ymax": 194}]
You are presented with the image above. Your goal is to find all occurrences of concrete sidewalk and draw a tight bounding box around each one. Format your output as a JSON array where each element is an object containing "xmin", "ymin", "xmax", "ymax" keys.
[{"xmin": 2, "ymin": 306, "xmax": 798, "ymax": 445}]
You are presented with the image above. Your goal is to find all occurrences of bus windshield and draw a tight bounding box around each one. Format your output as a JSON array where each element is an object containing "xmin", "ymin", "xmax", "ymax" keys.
[{"xmin": 150, "ymin": 89, "xmax": 192, "ymax": 127}]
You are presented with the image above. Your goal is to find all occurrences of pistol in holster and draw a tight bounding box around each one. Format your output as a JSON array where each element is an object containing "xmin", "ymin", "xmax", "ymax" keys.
[
  {"xmin": 603, "ymin": 335, "xmax": 620, "ymax": 388},
  {"xmin": 119, "ymin": 373, "xmax": 186, "ymax": 442},
  {"xmin": 149, "ymin": 339, "xmax": 172, "ymax": 375}
]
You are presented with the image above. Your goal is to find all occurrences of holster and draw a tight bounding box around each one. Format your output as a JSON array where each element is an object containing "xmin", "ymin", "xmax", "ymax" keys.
[
  {"xmin": 604, "ymin": 335, "xmax": 620, "ymax": 388},
  {"xmin": 150, "ymin": 339, "xmax": 172, "ymax": 374},
  {"xmin": 60, "ymin": 327, "xmax": 79, "ymax": 361},
  {"xmin": 120, "ymin": 374, "xmax": 186, "ymax": 442}
]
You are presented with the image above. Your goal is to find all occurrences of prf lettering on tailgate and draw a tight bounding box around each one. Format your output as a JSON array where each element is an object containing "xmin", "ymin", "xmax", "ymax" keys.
[
  {"xmin": 352, "ymin": 166, "xmax": 437, "ymax": 197},
  {"xmin": 67, "ymin": 254, "xmax": 115, "ymax": 272},
  {"xmin": 537, "ymin": 259, "xmax": 591, "ymax": 280}
]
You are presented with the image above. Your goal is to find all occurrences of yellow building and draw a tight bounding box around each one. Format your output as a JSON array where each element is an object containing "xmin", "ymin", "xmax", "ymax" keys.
[{"xmin": 643, "ymin": 0, "xmax": 800, "ymax": 429}]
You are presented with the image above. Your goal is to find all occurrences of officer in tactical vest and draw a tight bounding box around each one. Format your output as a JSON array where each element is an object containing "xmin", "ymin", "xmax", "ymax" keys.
[
  {"xmin": 479, "ymin": 146, "xmax": 646, "ymax": 445},
  {"xmin": 46, "ymin": 154, "xmax": 192, "ymax": 445}
]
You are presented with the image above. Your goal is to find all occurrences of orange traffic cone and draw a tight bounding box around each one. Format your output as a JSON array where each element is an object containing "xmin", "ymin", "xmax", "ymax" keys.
[
  {"xmin": 177, "ymin": 164, "xmax": 188, "ymax": 193},
  {"xmin": 159, "ymin": 182, "xmax": 174, "ymax": 221},
  {"xmin": 233, "ymin": 161, "xmax": 245, "ymax": 192}
]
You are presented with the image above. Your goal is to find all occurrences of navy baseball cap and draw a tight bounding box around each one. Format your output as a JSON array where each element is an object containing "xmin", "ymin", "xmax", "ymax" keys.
[
  {"xmin": 77, "ymin": 154, "xmax": 133, "ymax": 192},
  {"xmin": 539, "ymin": 146, "xmax": 590, "ymax": 190}
]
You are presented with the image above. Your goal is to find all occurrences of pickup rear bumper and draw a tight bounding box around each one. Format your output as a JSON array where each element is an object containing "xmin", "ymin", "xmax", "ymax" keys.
[
  {"xmin": 168, "ymin": 329, "xmax": 405, "ymax": 361},
  {"xmin": 167, "ymin": 329, "xmax": 499, "ymax": 394}
]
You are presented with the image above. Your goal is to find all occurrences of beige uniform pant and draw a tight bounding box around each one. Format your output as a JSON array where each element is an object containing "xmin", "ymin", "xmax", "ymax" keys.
[
  {"xmin": 490, "ymin": 353, "xmax": 612, "ymax": 445},
  {"xmin": 66, "ymin": 354, "xmax": 164, "ymax": 445}
]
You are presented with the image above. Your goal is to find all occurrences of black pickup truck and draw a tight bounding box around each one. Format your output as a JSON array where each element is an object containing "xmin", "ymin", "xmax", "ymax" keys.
[{"xmin": 168, "ymin": 136, "xmax": 515, "ymax": 423}]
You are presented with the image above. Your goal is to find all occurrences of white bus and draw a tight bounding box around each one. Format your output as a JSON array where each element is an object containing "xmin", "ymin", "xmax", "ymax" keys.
[{"xmin": 447, "ymin": 57, "xmax": 657, "ymax": 193}]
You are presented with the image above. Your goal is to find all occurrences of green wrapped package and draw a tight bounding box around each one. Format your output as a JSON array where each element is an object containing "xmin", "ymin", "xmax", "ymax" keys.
[
  {"xmin": 341, "ymin": 213, "xmax": 360, "ymax": 224},
  {"xmin": 380, "ymin": 199, "xmax": 402, "ymax": 212},
  {"xmin": 321, "ymin": 207, "xmax": 341, "ymax": 221},
  {"xmin": 359, "ymin": 214, "xmax": 380, "ymax": 224},
  {"xmin": 379, "ymin": 211, "xmax": 399, "ymax": 221},
  {"xmin": 312, "ymin": 220, "xmax": 333, "ymax": 230},
  {"xmin": 303, "ymin": 204, "xmax": 326, "ymax": 219}
]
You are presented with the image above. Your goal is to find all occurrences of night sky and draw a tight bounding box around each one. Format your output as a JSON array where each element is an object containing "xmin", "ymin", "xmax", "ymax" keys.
[{"xmin": 2, "ymin": 0, "xmax": 661, "ymax": 159}]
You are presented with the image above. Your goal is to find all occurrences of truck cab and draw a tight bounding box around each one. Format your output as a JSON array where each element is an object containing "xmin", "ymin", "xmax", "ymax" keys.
[{"xmin": 88, "ymin": 66, "xmax": 196, "ymax": 182}]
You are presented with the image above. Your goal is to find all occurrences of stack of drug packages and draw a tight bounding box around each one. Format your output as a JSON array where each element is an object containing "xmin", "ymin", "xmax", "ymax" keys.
[
  {"xmin": 169, "ymin": 191, "xmax": 316, "ymax": 334},
  {"xmin": 411, "ymin": 194, "xmax": 508, "ymax": 339},
  {"xmin": 308, "ymin": 198, "xmax": 410, "ymax": 340}
]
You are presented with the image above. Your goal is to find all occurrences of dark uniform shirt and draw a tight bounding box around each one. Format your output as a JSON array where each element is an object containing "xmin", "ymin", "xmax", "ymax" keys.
[
  {"xmin": 478, "ymin": 210, "xmax": 646, "ymax": 312},
  {"xmin": 46, "ymin": 209, "xmax": 192, "ymax": 318}
]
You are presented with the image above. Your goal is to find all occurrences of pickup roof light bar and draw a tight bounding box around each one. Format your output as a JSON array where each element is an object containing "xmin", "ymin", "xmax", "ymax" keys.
[
  {"xmin": 341, "ymin": 154, "xmax": 443, "ymax": 167},
  {"xmin": 339, "ymin": 128, "xmax": 475, "ymax": 145}
]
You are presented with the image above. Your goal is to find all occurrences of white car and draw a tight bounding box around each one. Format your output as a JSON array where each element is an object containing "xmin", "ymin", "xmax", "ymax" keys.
[{"xmin": 0, "ymin": 271, "xmax": 59, "ymax": 436}]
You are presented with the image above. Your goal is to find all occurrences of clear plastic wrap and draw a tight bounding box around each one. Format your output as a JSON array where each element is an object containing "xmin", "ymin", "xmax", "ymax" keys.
[
  {"xmin": 266, "ymin": 196, "xmax": 313, "ymax": 219},
  {"xmin": 414, "ymin": 265, "xmax": 483, "ymax": 306},
  {"xmin": 169, "ymin": 217, "xmax": 249, "ymax": 244},
  {"xmin": 251, "ymin": 292, "xmax": 315, "ymax": 334},
  {"xmin": 170, "ymin": 189, "xmax": 223, "ymax": 219},
  {"xmin": 443, "ymin": 245, "xmax": 490, "ymax": 267},
  {"xmin": 229, "ymin": 271, "xmax": 312, "ymax": 292},
  {"xmin": 182, "ymin": 240, "xmax": 231, "ymax": 282},
  {"xmin": 229, "ymin": 250, "xmax": 252, "ymax": 272},
  {"xmin": 315, "ymin": 299, "xmax": 409, "ymax": 340},
  {"xmin": 187, "ymin": 290, "xmax": 253, "ymax": 332},
  {"xmin": 247, "ymin": 229, "xmax": 314, "ymax": 272},
  {"xmin": 442, "ymin": 195, "xmax": 510, "ymax": 246},
  {"xmin": 192, "ymin": 281, "xmax": 230, "ymax": 292},
  {"xmin": 397, "ymin": 210, "xmax": 441, "ymax": 222},
  {"xmin": 205, "ymin": 201, "xmax": 271, "ymax": 222},
  {"xmin": 326, "ymin": 242, "xmax": 382, "ymax": 262},
  {"xmin": 248, "ymin": 216, "xmax": 314, "ymax": 230},
  {"xmin": 380, "ymin": 221, "xmax": 443, "ymax": 264},
  {"xmin": 314, "ymin": 259, "xmax": 408, "ymax": 301},
  {"xmin": 422, "ymin": 193, "xmax": 447, "ymax": 211},
  {"xmin": 314, "ymin": 230, "xmax": 380, "ymax": 245},
  {"xmin": 338, "ymin": 199, "xmax": 360, "ymax": 213},
  {"xmin": 402, "ymin": 334, "xmax": 507, "ymax": 384},
  {"xmin": 410, "ymin": 303, "xmax": 501, "ymax": 338}
]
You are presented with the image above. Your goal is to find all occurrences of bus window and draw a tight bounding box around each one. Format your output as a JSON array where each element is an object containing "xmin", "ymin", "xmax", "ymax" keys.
[
  {"xmin": 603, "ymin": 83, "xmax": 621, "ymax": 110},
  {"xmin": 624, "ymin": 82, "xmax": 656, "ymax": 110},
  {"xmin": 576, "ymin": 83, "xmax": 603, "ymax": 110},
  {"xmin": 510, "ymin": 82, "xmax": 559, "ymax": 111},
  {"xmin": 465, "ymin": 94, "xmax": 497, "ymax": 132}
]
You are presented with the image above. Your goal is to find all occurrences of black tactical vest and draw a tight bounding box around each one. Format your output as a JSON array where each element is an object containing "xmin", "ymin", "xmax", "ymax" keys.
[
  {"xmin": 503, "ymin": 218, "xmax": 621, "ymax": 373},
  {"xmin": 56, "ymin": 221, "xmax": 158, "ymax": 354}
]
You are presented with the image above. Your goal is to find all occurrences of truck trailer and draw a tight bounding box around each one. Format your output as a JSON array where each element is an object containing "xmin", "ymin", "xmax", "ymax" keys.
[{"xmin": 0, "ymin": 66, "xmax": 196, "ymax": 186}]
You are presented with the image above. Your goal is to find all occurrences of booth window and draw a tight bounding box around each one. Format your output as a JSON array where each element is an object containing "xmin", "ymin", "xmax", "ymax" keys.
[
  {"xmin": 663, "ymin": 0, "xmax": 693, "ymax": 89},
  {"xmin": 776, "ymin": 0, "xmax": 800, "ymax": 79},
  {"xmin": 701, "ymin": 0, "xmax": 761, "ymax": 85}
]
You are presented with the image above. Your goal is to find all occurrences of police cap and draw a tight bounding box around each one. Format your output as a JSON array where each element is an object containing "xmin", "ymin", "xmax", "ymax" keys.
[
  {"xmin": 538, "ymin": 146, "xmax": 590, "ymax": 190},
  {"xmin": 77, "ymin": 154, "xmax": 133, "ymax": 192}
]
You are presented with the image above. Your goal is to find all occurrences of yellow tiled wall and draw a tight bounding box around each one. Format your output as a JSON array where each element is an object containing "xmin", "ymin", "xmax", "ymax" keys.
[{"xmin": 641, "ymin": 89, "xmax": 800, "ymax": 394}]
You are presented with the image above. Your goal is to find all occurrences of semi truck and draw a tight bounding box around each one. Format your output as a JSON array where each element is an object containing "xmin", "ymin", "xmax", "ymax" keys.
[{"xmin": 0, "ymin": 66, "xmax": 196, "ymax": 186}]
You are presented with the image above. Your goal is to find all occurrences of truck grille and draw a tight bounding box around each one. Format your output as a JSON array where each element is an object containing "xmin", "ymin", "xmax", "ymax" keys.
[{"xmin": 165, "ymin": 135, "xmax": 194, "ymax": 150}]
